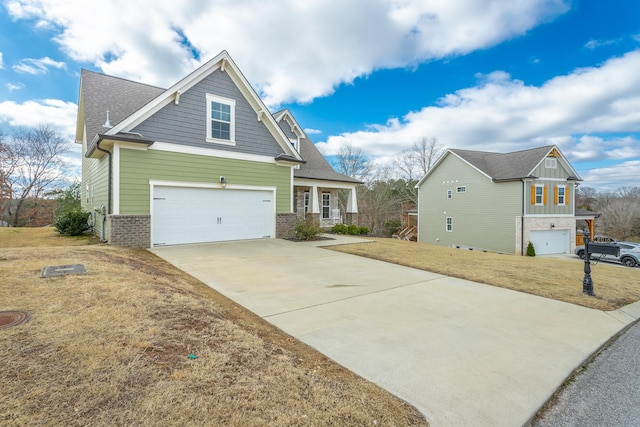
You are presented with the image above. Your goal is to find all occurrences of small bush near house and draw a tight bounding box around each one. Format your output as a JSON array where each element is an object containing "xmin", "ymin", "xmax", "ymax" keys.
[
  {"xmin": 54, "ymin": 208, "xmax": 91, "ymax": 236},
  {"xmin": 347, "ymin": 224, "xmax": 360, "ymax": 235},
  {"xmin": 526, "ymin": 241, "xmax": 536, "ymax": 257},
  {"xmin": 331, "ymin": 223, "xmax": 348, "ymax": 234},
  {"xmin": 358, "ymin": 226, "xmax": 370, "ymax": 235},
  {"xmin": 295, "ymin": 219, "xmax": 323, "ymax": 241}
]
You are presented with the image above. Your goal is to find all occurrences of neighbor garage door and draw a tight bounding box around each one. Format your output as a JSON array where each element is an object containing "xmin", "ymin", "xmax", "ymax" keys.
[
  {"xmin": 529, "ymin": 230, "xmax": 570, "ymax": 255},
  {"xmin": 152, "ymin": 186, "xmax": 274, "ymax": 246}
]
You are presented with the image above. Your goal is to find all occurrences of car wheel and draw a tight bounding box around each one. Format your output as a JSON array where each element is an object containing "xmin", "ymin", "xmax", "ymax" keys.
[
  {"xmin": 577, "ymin": 250, "xmax": 585, "ymax": 259},
  {"xmin": 621, "ymin": 257, "xmax": 637, "ymax": 268}
]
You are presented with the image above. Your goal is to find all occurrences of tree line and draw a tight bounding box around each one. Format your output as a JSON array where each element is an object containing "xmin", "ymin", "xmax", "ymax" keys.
[{"xmin": 577, "ymin": 186, "xmax": 640, "ymax": 241}]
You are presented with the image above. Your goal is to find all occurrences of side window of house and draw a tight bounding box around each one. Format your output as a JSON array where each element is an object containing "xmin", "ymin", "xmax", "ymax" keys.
[
  {"xmin": 447, "ymin": 189, "xmax": 452, "ymax": 199},
  {"xmin": 321, "ymin": 193, "xmax": 330, "ymax": 219},
  {"xmin": 206, "ymin": 94, "xmax": 235, "ymax": 144},
  {"xmin": 532, "ymin": 184, "xmax": 546, "ymax": 206},
  {"xmin": 85, "ymin": 183, "xmax": 90, "ymax": 204},
  {"xmin": 456, "ymin": 186, "xmax": 466, "ymax": 193},
  {"xmin": 446, "ymin": 217, "xmax": 453, "ymax": 232},
  {"xmin": 555, "ymin": 185, "xmax": 567, "ymax": 206},
  {"xmin": 303, "ymin": 192, "xmax": 310, "ymax": 216}
]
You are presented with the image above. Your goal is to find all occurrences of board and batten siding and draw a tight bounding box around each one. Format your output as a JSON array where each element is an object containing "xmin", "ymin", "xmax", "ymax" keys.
[
  {"xmin": 418, "ymin": 153, "xmax": 521, "ymax": 254},
  {"xmin": 117, "ymin": 148, "xmax": 291, "ymax": 215},
  {"xmin": 526, "ymin": 158, "xmax": 574, "ymax": 216},
  {"xmin": 132, "ymin": 69, "xmax": 283, "ymax": 158}
]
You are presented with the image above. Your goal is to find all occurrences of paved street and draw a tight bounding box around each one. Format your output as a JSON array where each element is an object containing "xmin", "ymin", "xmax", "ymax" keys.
[{"xmin": 535, "ymin": 320, "xmax": 640, "ymax": 426}]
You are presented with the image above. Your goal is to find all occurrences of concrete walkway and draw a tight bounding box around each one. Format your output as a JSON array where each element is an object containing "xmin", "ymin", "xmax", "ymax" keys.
[{"xmin": 151, "ymin": 237, "xmax": 640, "ymax": 426}]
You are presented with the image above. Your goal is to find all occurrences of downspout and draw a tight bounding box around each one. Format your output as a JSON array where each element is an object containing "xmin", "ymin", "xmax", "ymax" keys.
[
  {"xmin": 521, "ymin": 179, "xmax": 526, "ymax": 256},
  {"xmin": 95, "ymin": 140, "xmax": 112, "ymax": 243}
]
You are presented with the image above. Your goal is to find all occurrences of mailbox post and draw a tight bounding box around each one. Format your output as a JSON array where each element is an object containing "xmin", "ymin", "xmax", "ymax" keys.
[{"xmin": 582, "ymin": 228, "xmax": 595, "ymax": 296}]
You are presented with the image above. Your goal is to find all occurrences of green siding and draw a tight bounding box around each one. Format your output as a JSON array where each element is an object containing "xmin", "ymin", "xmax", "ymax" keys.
[
  {"xmin": 118, "ymin": 148, "xmax": 292, "ymax": 215},
  {"xmin": 81, "ymin": 139, "xmax": 110, "ymax": 237},
  {"xmin": 418, "ymin": 153, "xmax": 522, "ymax": 253}
]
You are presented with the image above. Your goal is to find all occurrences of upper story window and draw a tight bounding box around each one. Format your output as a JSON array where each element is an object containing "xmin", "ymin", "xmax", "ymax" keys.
[
  {"xmin": 206, "ymin": 94, "xmax": 235, "ymax": 145},
  {"xmin": 456, "ymin": 186, "xmax": 466, "ymax": 193},
  {"xmin": 533, "ymin": 184, "xmax": 546, "ymax": 205},
  {"xmin": 556, "ymin": 185, "xmax": 567, "ymax": 206},
  {"xmin": 545, "ymin": 158, "xmax": 557, "ymax": 169}
]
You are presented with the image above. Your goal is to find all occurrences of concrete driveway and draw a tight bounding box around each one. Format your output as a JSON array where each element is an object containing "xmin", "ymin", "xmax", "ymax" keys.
[{"xmin": 151, "ymin": 237, "xmax": 639, "ymax": 426}]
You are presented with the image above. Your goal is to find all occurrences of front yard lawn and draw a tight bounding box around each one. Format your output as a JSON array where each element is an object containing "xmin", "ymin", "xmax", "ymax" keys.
[
  {"xmin": 327, "ymin": 238, "xmax": 640, "ymax": 311},
  {"xmin": 0, "ymin": 229, "xmax": 426, "ymax": 426}
]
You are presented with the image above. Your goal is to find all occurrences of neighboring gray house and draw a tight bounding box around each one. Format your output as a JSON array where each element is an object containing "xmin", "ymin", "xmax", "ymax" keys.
[
  {"xmin": 75, "ymin": 50, "xmax": 358, "ymax": 247},
  {"xmin": 416, "ymin": 145, "xmax": 587, "ymax": 255}
]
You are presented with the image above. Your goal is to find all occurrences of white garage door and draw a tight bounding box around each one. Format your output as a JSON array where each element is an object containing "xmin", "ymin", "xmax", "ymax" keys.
[
  {"xmin": 152, "ymin": 186, "xmax": 274, "ymax": 246},
  {"xmin": 529, "ymin": 230, "xmax": 570, "ymax": 255}
]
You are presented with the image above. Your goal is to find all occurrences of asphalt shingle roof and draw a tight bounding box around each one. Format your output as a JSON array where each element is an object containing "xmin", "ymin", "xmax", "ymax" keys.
[
  {"xmin": 450, "ymin": 145, "xmax": 557, "ymax": 181},
  {"xmin": 294, "ymin": 137, "xmax": 362, "ymax": 184}
]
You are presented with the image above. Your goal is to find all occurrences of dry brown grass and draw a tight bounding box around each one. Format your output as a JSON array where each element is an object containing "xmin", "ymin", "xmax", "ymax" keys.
[
  {"xmin": 328, "ymin": 238, "xmax": 640, "ymax": 311},
  {"xmin": 0, "ymin": 230, "xmax": 426, "ymax": 426},
  {"xmin": 0, "ymin": 227, "xmax": 97, "ymax": 248}
]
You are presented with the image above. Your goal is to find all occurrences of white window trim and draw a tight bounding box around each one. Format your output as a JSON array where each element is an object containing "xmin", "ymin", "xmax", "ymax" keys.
[
  {"xmin": 206, "ymin": 93, "xmax": 236, "ymax": 145},
  {"xmin": 446, "ymin": 217, "xmax": 453, "ymax": 232},
  {"xmin": 321, "ymin": 192, "xmax": 331, "ymax": 220},
  {"xmin": 545, "ymin": 158, "xmax": 557, "ymax": 169},
  {"xmin": 303, "ymin": 191, "xmax": 310, "ymax": 217},
  {"xmin": 535, "ymin": 184, "xmax": 545, "ymax": 206},
  {"xmin": 456, "ymin": 186, "xmax": 466, "ymax": 193},
  {"xmin": 447, "ymin": 189, "xmax": 452, "ymax": 199},
  {"xmin": 557, "ymin": 185, "xmax": 567, "ymax": 206}
]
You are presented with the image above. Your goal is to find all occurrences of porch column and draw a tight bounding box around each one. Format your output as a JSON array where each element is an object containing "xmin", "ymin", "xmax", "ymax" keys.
[
  {"xmin": 311, "ymin": 185, "xmax": 320, "ymax": 214},
  {"xmin": 346, "ymin": 186, "xmax": 358, "ymax": 213}
]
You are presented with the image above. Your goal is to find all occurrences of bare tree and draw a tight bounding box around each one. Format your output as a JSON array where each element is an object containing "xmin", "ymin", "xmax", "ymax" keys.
[
  {"xmin": 335, "ymin": 142, "xmax": 373, "ymax": 182},
  {"xmin": 1, "ymin": 125, "xmax": 71, "ymax": 226},
  {"xmin": 599, "ymin": 198, "xmax": 640, "ymax": 240},
  {"xmin": 393, "ymin": 137, "xmax": 444, "ymax": 206}
]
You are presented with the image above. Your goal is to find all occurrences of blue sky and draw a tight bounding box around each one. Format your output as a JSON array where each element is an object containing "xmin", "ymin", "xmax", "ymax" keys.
[{"xmin": 0, "ymin": 0, "xmax": 639, "ymax": 190}]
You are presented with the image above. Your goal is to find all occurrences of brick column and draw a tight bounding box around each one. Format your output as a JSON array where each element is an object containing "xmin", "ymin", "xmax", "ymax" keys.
[
  {"xmin": 108, "ymin": 215, "xmax": 151, "ymax": 248},
  {"xmin": 276, "ymin": 213, "xmax": 297, "ymax": 239},
  {"xmin": 345, "ymin": 212, "xmax": 358, "ymax": 226}
]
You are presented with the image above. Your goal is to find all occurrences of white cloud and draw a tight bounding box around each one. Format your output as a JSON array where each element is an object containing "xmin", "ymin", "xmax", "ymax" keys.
[
  {"xmin": 6, "ymin": 0, "xmax": 570, "ymax": 107},
  {"xmin": 316, "ymin": 50, "xmax": 640, "ymax": 167},
  {"xmin": 0, "ymin": 51, "xmax": 4, "ymax": 69},
  {"xmin": 6, "ymin": 82, "xmax": 25, "ymax": 91},
  {"xmin": 304, "ymin": 128, "xmax": 322, "ymax": 135},
  {"xmin": 584, "ymin": 39, "xmax": 617, "ymax": 50},
  {"xmin": 12, "ymin": 56, "xmax": 66, "ymax": 75},
  {"xmin": 581, "ymin": 161, "xmax": 640, "ymax": 191},
  {"xmin": 0, "ymin": 99, "xmax": 77, "ymax": 138}
]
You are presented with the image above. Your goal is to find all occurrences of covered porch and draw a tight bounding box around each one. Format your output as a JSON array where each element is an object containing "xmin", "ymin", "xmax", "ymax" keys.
[{"xmin": 293, "ymin": 178, "xmax": 358, "ymax": 228}]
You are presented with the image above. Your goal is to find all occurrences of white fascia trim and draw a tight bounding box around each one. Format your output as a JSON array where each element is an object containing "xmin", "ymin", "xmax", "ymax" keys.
[
  {"xmin": 294, "ymin": 178, "xmax": 357, "ymax": 190},
  {"xmin": 525, "ymin": 214, "xmax": 576, "ymax": 218},
  {"xmin": 536, "ymin": 177, "xmax": 573, "ymax": 182},
  {"xmin": 149, "ymin": 141, "xmax": 277, "ymax": 164},
  {"xmin": 112, "ymin": 144, "xmax": 120, "ymax": 214},
  {"xmin": 149, "ymin": 179, "xmax": 276, "ymax": 193}
]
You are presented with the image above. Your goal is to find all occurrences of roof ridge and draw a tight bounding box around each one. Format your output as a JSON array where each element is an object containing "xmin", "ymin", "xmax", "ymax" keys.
[{"xmin": 81, "ymin": 68, "xmax": 166, "ymax": 90}]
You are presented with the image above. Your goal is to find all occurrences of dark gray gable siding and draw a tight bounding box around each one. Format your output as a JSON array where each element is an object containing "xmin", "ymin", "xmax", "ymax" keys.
[
  {"xmin": 277, "ymin": 120, "xmax": 297, "ymax": 140},
  {"xmin": 132, "ymin": 69, "xmax": 282, "ymax": 157}
]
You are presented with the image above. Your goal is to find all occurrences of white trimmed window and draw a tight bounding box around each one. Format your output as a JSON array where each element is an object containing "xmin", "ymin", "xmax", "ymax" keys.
[
  {"xmin": 556, "ymin": 185, "xmax": 567, "ymax": 206},
  {"xmin": 447, "ymin": 190, "xmax": 452, "ymax": 199},
  {"xmin": 322, "ymin": 193, "xmax": 331, "ymax": 219},
  {"xmin": 206, "ymin": 94, "xmax": 235, "ymax": 144},
  {"xmin": 545, "ymin": 158, "xmax": 557, "ymax": 169},
  {"xmin": 446, "ymin": 217, "xmax": 453, "ymax": 232},
  {"xmin": 534, "ymin": 184, "xmax": 545, "ymax": 205},
  {"xmin": 456, "ymin": 186, "xmax": 466, "ymax": 193},
  {"xmin": 303, "ymin": 192, "xmax": 310, "ymax": 217}
]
